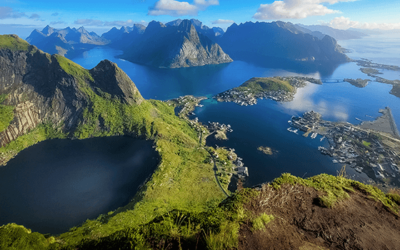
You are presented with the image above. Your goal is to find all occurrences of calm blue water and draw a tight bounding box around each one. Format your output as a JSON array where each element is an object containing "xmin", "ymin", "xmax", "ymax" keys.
[
  {"xmin": 0, "ymin": 137, "xmax": 158, "ymax": 234},
  {"xmin": 339, "ymin": 34, "xmax": 400, "ymax": 67},
  {"xmin": 69, "ymin": 37, "xmax": 400, "ymax": 187}
]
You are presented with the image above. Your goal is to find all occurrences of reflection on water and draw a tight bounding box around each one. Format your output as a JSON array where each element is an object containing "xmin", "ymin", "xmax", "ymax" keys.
[
  {"xmin": 70, "ymin": 47, "xmax": 342, "ymax": 100},
  {"xmin": 0, "ymin": 137, "xmax": 158, "ymax": 234},
  {"xmin": 282, "ymin": 83, "xmax": 349, "ymax": 121},
  {"xmin": 68, "ymin": 41, "xmax": 400, "ymax": 189}
]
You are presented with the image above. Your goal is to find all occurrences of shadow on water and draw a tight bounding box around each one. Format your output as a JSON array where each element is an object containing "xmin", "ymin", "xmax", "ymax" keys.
[
  {"xmin": 230, "ymin": 54, "xmax": 345, "ymax": 77},
  {"xmin": 0, "ymin": 136, "xmax": 159, "ymax": 234}
]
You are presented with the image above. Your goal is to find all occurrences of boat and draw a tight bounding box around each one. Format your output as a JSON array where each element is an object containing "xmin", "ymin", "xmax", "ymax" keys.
[
  {"xmin": 355, "ymin": 167, "xmax": 363, "ymax": 173},
  {"xmin": 311, "ymin": 132, "xmax": 318, "ymax": 139},
  {"xmin": 320, "ymin": 136, "xmax": 325, "ymax": 142},
  {"xmin": 333, "ymin": 160, "xmax": 338, "ymax": 164}
]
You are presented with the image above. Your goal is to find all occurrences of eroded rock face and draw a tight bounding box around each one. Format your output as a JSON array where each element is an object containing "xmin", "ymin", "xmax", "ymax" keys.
[
  {"xmin": 0, "ymin": 46, "xmax": 87, "ymax": 143},
  {"xmin": 122, "ymin": 20, "xmax": 233, "ymax": 68},
  {"xmin": 0, "ymin": 101, "xmax": 40, "ymax": 147},
  {"xmin": 0, "ymin": 38, "xmax": 143, "ymax": 147}
]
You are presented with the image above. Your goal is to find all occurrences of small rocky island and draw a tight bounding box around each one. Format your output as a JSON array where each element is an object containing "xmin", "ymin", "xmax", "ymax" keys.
[
  {"xmin": 214, "ymin": 77, "xmax": 322, "ymax": 106},
  {"xmin": 344, "ymin": 78, "xmax": 370, "ymax": 88},
  {"xmin": 257, "ymin": 146, "xmax": 276, "ymax": 155}
]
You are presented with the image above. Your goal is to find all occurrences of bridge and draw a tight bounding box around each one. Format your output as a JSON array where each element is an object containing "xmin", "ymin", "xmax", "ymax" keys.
[{"xmin": 321, "ymin": 79, "xmax": 345, "ymax": 83}]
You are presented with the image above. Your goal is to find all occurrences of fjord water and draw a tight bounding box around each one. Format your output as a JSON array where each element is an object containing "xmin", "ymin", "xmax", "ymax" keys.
[
  {"xmin": 69, "ymin": 35, "xmax": 400, "ymax": 187},
  {"xmin": 2, "ymin": 34, "xmax": 397, "ymax": 234},
  {"xmin": 0, "ymin": 137, "xmax": 158, "ymax": 234}
]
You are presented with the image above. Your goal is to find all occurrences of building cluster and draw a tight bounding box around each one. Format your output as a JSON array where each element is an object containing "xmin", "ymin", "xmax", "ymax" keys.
[
  {"xmin": 215, "ymin": 88, "xmax": 293, "ymax": 106},
  {"xmin": 214, "ymin": 76, "xmax": 321, "ymax": 106},
  {"xmin": 291, "ymin": 111, "xmax": 400, "ymax": 184}
]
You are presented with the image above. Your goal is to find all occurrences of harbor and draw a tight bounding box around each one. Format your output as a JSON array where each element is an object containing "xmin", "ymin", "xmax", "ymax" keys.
[{"xmin": 288, "ymin": 109, "xmax": 400, "ymax": 186}]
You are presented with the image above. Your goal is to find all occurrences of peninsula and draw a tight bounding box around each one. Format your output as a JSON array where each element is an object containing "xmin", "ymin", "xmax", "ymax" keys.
[{"xmin": 290, "ymin": 109, "xmax": 400, "ymax": 186}]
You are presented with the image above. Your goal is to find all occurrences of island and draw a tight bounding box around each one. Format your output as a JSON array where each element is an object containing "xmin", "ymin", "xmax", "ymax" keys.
[
  {"xmin": 360, "ymin": 67, "xmax": 382, "ymax": 77},
  {"xmin": 344, "ymin": 78, "xmax": 370, "ymax": 88},
  {"xmin": 257, "ymin": 146, "xmax": 276, "ymax": 155},
  {"xmin": 214, "ymin": 76, "xmax": 322, "ymax": 106},
  {"xmin": 357, "ymin": 58, "xmax": 400, "ymax": 72}
]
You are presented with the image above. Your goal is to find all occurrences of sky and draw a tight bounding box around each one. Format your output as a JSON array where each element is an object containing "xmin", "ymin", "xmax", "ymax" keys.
[{"xmin": 1, "ymin": 0, "xmax": 399, "ymax": 38}]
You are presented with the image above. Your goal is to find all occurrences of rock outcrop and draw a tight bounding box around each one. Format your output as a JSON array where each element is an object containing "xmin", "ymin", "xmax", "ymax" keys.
[
  {"xmin": 121, "ymin": 20, "xmax": 232, "ymax": 68},
  {"xmin": 0, "ymin": 35, "xmax": 142, "ymax": 147}
]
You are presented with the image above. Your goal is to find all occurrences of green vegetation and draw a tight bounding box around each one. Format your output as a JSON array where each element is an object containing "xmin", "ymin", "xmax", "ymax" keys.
[
  {"xmin": 362, "ymin": 140, "xmax": 371, "ymax": 147},
  {"xmin": 45, "ymin": 54, "xmax": 228, "ymax": 246},
  {"xmin": 271, "ymin": 173, "xmax": 399, "ymax": 213},
  {"xmin": 251, "ymin": 213, "xmax": 274, "ymax": 232},
  {"xmin": 0, "ymin": 224, "xmax": 55, "ymax": 250},
  {"xmin": 237, "ymin": 77, "xmax": 294, "ymax": 94},
  {"xmin": 0, "ymin": 123, "xmax": 66, "ymax": 166},
  {"xmin": 0, "ymin": 35, "xmax": 30, "ymax": 51},
  {"xmin": 0, "ymin": 94, "xmax": 14, "ymax": 133}
]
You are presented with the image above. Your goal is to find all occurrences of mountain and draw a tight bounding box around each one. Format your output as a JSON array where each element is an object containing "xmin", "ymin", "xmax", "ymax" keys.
[
  {"xmin": 26, "ymin": 26, "xmax": 107, "ymax": 57},
  {"xmin": 0, "ymin": 35, "xmax": 142, "ymax": 153},
  {"xmin": 218, "ymin": 21, "xmax": 349, "ymax": 68},
  {"xmin": 121, "ymin": 20, "xmax": 232, "ymax": 68},
  {"xmin": 166, "ymin": 19, "xmax": 224, "ymax": 42},
  {"xmin": 297, "ymin": 24, "xmax": 368, "ymax": 40},
  {"xmin": 101, "ymin": 24, "xmax": 146, "ymax": 50},
  {"xmin": 1, "ymin": 35, "xmax": 400, "ymax": 250}
]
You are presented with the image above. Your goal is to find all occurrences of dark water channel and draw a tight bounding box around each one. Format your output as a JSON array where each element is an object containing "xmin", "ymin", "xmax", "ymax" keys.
[{"xmin": 0, "ymin": 137, "xmax": 158, "ymax": 234}]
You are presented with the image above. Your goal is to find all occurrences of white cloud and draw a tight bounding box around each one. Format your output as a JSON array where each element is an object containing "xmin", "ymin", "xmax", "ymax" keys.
[
  {"xmin": 50, "ymin": 21, "xmax": 66, "ymax": 25},
  {"xmin": 73, "ymin": 19, "xmax": 147, "ymax": 27},
  {"xmin": 253, "ymin": 0, "xmax": 355, "ymax": 20},
  {"xmin": 212, "ymin": 19, "xmax": 234, "ymax": 24},
  {"xmin": 74, "ymin": 19, "xmax": 104, "ymax": 26},
  {"xmin": 148, "ymin": 0, "xmax": 218, "ymax": 16},
  {"xmin": 282, "ymin": 83, "xmax": 349, "ymax": 121},
  {"xmin": 326, "ymin": 16, "xmax": 400, "ymax": 30},
  {"xmin": 0, "ymin": 6, "xmax": 26, "ymax": 19},
  {"xmin": 29, "ymin": 13, "xmax": 40, "ymax": 20}
]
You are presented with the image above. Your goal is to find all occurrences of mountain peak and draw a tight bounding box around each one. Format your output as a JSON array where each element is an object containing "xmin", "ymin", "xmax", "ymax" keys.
[
  {"xmin": 89, "ymin": 60, "xmax": 143, "ymax": 104},
  {"xmin": 41, "ymin": 25, "xmax": 55, "ymax": 36},
  {"xmin": 178, "ymin": 19, "xmax": 196, "ymax": 33}
]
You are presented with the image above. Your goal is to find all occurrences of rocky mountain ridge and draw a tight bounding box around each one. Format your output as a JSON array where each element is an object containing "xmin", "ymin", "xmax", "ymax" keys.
[
  {"xmin": 218, "ymin": 21, "xmax": 350, "ymax": 68},
  {"xmin": 120, "ymin": 19, "xmax": 233, "ymax": 68},
  {"xmin": 26, "ymin": 26, "xmax": 107, "ymax": 57},
  {"xmin": 0, "ymin": 35, "xmax": 142, "ymax": 151}
]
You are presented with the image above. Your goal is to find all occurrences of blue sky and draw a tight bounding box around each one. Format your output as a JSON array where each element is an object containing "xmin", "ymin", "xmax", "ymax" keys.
[{"xmin": 1, "ymin": 0, "xmax": 399, "ymax": 38}]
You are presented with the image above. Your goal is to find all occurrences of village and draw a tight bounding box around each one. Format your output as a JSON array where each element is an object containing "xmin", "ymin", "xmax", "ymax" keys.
[
  {"xmin": 290, "ymin": 109, "xmax": 400, "ymax": 186},
  {"xmin": 214, "ymin": 76, "xmax": 322, "ymax": 106},
  {"xmin": 167, "ymin": 95, "xmax": 249, "ymax": 184}
]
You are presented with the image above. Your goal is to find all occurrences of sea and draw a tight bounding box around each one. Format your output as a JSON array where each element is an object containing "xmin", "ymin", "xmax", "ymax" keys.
[{"xmin": 1, "ymin": 33, "xmax": 400, "ymax": 234}]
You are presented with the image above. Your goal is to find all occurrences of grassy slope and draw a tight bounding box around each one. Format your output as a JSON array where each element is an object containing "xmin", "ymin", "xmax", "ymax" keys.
[
  {"xmin": 0, "ymin": 35, "xmax": 30, "ymax": 51},
  {"xmin": 0, "ymin": 94, "xmax": 14, "ymax": 133},
  {"xmin": 54, "ymin": 55, "xmax": 227, "ymax": 245},
  {"xmin": 237, "ymin": 77, "xmax": 294, "ymax": 94},
  {"xmin": 53, "ymin": 174, "xmax": 400, "ymax": 250},
  {"xmin": 0, "ymin": 50, "xmax": 227, "ymax": 248}
]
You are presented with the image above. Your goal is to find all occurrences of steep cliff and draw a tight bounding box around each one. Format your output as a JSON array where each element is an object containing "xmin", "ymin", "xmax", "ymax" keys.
[
  {"xmin": 121, "ymin": 20, "xmax": 232, "ymax": 68},
  {"xmin": 219, "ymin": 21, "xmax": 349, "ymax": 66},
  {"xmin": 0, "ymin": 35, "xmax": 143, "ymax": 158}
]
